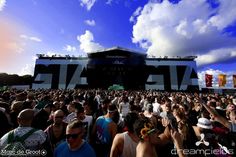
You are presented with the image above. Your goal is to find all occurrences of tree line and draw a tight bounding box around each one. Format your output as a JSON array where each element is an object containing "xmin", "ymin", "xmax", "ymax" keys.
[{"xmin": 0, "ymin": 73, "xmax": 33, "ymax": 86}]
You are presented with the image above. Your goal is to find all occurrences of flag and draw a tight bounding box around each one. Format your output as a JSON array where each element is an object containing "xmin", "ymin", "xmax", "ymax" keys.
[
  {"xmin": 205, "ymin": 74, "xmax": 213, "ymax": 87},
  {"xmin": 233, "ymin": 75, "xmax": 236, "ymax": 88},
  {"xmin": 218, "ymin": 74, "xmax": 226, "ymax": 87}
]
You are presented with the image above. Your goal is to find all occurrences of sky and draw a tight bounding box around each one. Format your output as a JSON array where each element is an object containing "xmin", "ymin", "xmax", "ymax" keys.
[{"xmin": 1, "ymin": 0, "xmax": 236, "ymax": 88}]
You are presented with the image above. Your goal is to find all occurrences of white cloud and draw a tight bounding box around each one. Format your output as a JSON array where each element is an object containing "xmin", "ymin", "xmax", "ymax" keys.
[
  {"xmin": 0, "ymin": 0, "xmax": 6, "ymax": 11},
  {"xmin": 19, "ymin": 64, "xmax": 35, "ymax": 76},
  {"xmin": 45, "ymin": 51, "xmax": 64, "ymax": 57},
  {"xmin": 208, "ymin": 1, "xmax": 236, "ymax": 31},
  {"xmin": 20, "ymin": 34, "xmax": 42, "ymax": 42},
  {"xmin": 80, "ymin": 0, "xmax": 96, "ymax": 11},
  {"xmin": 19, "ymin": 50, "xmax": 68, "ymax": 76},
  {"xmin": 130, "ymin": 7, "xmax": 142, "ymax": 22},
  {"xmin": 198, "ymin": 69, "xmax": 236, "ymax": 88},
  {"xmin": 63, "ymin": 45, "xmax": 77, "ymax": 52},
  {"xmin": 131, "ymin": 0, "xmax": 236, "ymax": 66},
  {"xmin": 196, "ymin": 48, "xmax": 236, "ymax": 66},
  {"xmin": 29, "ymin": 37, "xmax": 41, "ymax": 42},
  {"xmin": 32, "ymin": 55, "xmax": 37, "ymax": 62},
  {"xmin": 77, "ymin": 30, "xmax": 104, "ymax": 53},
  {"xmin": 84, "ymin": 19, "xmax": 96, "ymax": 26}
]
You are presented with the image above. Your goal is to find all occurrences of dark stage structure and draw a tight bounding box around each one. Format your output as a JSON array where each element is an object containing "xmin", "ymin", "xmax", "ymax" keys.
[
  {"xmin": 86, "ymin": 48, "xmax": 147, "ymax": 89},
  {"xmin": 32, "ymin": 47, "xmax": 199, "ymax": 91}
]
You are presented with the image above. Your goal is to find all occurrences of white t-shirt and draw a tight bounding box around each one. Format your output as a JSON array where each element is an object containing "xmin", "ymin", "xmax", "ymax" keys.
[
  {"xmin": 63, "ymin": 112, "xmax": 77, "ymax": 123},
  {"xmin": 152, "ymin": 102, "xmax": 161, "ymax": 115},
  {"xmin": 119, "ymin": 102, "xmax": 130, "ymax": 118},
  {"xmin": 81, "ymin": 115, "xmax": 93, "ymax": 142}
]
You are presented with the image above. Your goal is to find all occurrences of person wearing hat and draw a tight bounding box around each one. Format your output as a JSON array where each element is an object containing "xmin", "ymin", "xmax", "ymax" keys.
[
  {"xmin": 197, "ymin": 117, "xmax": 213, "ymax": 130},
  {"xmin": 192, "ymin": 117, "xmax": 219, "ymax": 150},
  {"xmin": 202, "ymin": 102, "xmax": 236, "ymax": 133},
  {"xmin": 193, "ymin": 117, "xmax": 213, "ymax": 139}
]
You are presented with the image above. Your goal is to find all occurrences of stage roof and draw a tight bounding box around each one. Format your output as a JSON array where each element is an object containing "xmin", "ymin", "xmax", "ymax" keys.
[{"xmin": 88, "ymin": 46, "xmax": 146, "ymax": 58}]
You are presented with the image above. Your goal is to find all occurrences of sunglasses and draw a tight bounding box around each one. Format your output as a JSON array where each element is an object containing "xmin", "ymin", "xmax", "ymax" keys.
[{"xmin": 66, "ymin": 133, "xmax": 80, "ymax": 139}]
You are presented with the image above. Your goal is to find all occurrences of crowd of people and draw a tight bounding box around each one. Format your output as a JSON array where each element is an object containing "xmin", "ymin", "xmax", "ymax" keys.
[{"xmin": 0, "ymin": 88, "xmax": 236, "ymax": 157}]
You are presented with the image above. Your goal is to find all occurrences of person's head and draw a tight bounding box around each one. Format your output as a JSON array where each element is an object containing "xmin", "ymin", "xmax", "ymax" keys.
[
  {"xmin": 1, "ymin": 91, "xmax": 10, "ymax": 101},
  {"xmin": 144, "ymin": 103, "xmax": 153, "ymax": 113},
  {"xmin": 122, "ymin": 96, "xmax": 129, "ymax": 103},
  {"xmin": 134, "ymin": 117, "xmax": 160, "ymax": 144},
  {"xmin": 200, "ymin": 108, "xmax": 210, "ymax": 119},
  {"xmin": 27, "ymin": 92, "xmax": 35, "ymax": 101},
  {"xmin": 193, "ymin": 101, "xmax": 202, "ymax": 112},
  {"xmin": 16, "ymin": 92, "xmax": 27, "ymax": 101},
  {"xmin": 226, "ymin": 104, "xmax": 236, "ymax": 123},
  {"xmin": 83, "ymin": 100, "xmax": 92, "ymax": 115},
  {"xmin": 53, "ymin": 110, "xmax": 65, "ymax": 125},
  {"xmin": 11, "ymin": 101, "xmax": 24, "ymax": 113},
  {"xmin": 73, "ymin": 95, "xmax": 80, "ymax": 102},
  {"xmin": 228, "ymin": 109, "xmax": 236, "ymax": 123},
  {"xmin": 67, "ymin": 101, "xmax": 77, "ymax": 113},
  {"xmin": 107, "ymin": 103, "xmax": 117, "ymax": 115},
  {"xmin": 59, "ymin": 94, "xmax": 65, "ymax": 102},
  {"xmin": 44, "ymin": 103, "xmax": 55, "ymax": 113},
  {"xmin": 17, "ymin": 109, "xmax": 35, "ymax": 127},
  {"xmin": 66, "ymin": 120, "xmax": 85, "ymax": 150},
  {"xmin": 53, "ymin": 101, "xmax": 60, "ymax": 110},
  {"xmin": 106, "ymin": 103, "xmax": 119, "ymax": 123},
  {"xmin": 75, "ymin": 105, "xmax": 85, "ymax": 120},
  {"xmin": 172, "ymin": 107, "xmax": 186, "ymax": 121},
  {"xmin": 197, "ymin": 117, "xmax": 213, "ymax": 132},
  {"xmin": 124, "ymin": 112, "xmax": 139, "ymax": 133},
  {"xmin": 102, "ymin": 98, "xmax": 111, "ymax": 112},
  {"xmin": 164, "ymin": 100, "xmax": 171, "ymax": 113}
]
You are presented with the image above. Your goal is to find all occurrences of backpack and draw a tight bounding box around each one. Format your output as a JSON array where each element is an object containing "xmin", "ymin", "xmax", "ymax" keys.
[{"xmin": 1, "ymin": 129, "xmax": 37, "ymax": 157}]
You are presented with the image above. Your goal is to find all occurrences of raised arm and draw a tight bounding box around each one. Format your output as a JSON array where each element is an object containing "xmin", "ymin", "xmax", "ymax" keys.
[
  {"xmin": 201, "ymin": 102, "xmax": 230, "ymax": 129},
  {"xmin": 171, "ymin": 130, "xmax": 186, "ymax": 157}
]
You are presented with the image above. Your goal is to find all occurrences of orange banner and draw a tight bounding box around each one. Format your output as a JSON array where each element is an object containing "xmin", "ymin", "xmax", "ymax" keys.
[
  {"xmin": 233, "ymin": 75, "xmax": 236, "ymax": 88},
  {"xmin": 218, "ymin": 74, "xmax": 226, "ymax": 87}
]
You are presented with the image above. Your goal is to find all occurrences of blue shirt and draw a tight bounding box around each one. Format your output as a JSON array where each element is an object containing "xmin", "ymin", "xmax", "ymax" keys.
[
  {"xmin": 54, "ymin": 141, "xmax": 96, "ymax": 157},
  {"xmin": 95, "ymin": 116, "xmax": 113, "ymax": 145}
]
